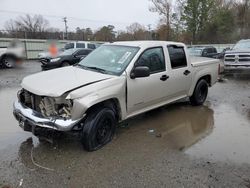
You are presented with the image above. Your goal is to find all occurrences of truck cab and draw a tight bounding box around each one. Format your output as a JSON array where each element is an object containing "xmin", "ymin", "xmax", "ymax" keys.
[{"xmin": 13, "ymin": 41, "xmax": 219, "ymax": 151}]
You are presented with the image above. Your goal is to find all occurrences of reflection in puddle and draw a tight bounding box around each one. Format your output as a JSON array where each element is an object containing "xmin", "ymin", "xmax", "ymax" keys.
[
  {"xmin": 16, "ymin": 103, "xmax": 214, "ymax": 170},
  {"xmin": 125, "ymin": 104, "xmax": 214, "ymax": 151},
  {"xmin": 186, "ymin": 103, "xmax": 250, "ymax": 164}
]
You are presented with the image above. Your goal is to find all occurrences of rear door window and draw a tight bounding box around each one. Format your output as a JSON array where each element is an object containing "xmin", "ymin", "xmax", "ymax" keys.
[
  {"xmin": 167, "ymin": 45, "xmax": 187, "ymax": 69},
  {"xmin": 65, "ymin": 43, "xmax": 74, "ymax": 50}
]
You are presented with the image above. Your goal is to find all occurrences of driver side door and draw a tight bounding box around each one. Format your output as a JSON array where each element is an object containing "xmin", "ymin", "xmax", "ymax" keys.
[{"xmin": 127, "ymin": 47, "xmax": 170, "ymax": 116}]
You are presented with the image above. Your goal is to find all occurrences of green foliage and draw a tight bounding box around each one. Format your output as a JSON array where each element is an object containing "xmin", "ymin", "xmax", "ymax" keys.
[
  {"xmin": 94, "ymin": 25, "xmax": 116, "ymax": 42},
  {"xmin": 182, "ymin": 0, "xmax": 216, "ymax": 43}
]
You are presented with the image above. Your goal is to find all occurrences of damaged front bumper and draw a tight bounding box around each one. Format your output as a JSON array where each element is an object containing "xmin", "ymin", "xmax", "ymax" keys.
[{"xmin": 13, "ymin": 100, "xmax": 83, "ymax": 132}]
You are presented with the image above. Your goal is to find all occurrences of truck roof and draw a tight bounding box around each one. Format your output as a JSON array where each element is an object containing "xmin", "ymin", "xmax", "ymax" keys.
[{"xmin": 109, "ymin": 41, "xmax": 185, "ymax": 48}]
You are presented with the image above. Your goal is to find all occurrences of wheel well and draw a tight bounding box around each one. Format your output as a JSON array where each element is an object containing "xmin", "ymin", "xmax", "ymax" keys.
[
  {"xmin": 62, "ymin": 61, "xmax": 70, "ymax": 65},
  {"xmin": 1, "ymin": 53, "xmax": 17, "ymax": 61},
  {"xmin": 86, "ymin": 99, "xmax": 122, "ymax": 121},
  {"xmin": 198, "ymin": 75, "xmax": 211, "ymax": 86}
]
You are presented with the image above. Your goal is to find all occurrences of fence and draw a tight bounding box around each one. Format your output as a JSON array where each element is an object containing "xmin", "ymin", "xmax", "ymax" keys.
[
  {"xmin": 0, "ymin": 37, "xmax": 235, "ymax": 59},
  {"xmin": 0, "ymin": 38, "xmax": 71, "ymax": 59}
]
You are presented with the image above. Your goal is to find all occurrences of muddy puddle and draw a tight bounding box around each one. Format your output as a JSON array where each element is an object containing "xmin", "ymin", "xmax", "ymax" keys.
[
  {"xmin": 0, "ymin": 87, "xmax": 33, "ymax": 150},
  {"xmin": 0, "ymin": 81, "xmax": 250, "ymax": 168},
  {"xmin": 186, "ymin": 103, "xmax": 250, "ymax": 164}
]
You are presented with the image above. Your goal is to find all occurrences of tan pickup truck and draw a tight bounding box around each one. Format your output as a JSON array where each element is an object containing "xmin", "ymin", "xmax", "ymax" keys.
[{"xmin": 13, "ymin": 41, "xmax": 219, "ymax": 151}]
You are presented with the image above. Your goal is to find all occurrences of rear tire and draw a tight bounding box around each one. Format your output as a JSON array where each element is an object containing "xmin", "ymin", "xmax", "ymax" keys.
[
  {"xmin": 81, "ymin": 107, "xmax": 116, "ymax": 151},
  {"xmin": 190, "ymin": 79, "xmax": 208, "ymax": 106},
  {"xmin": 2, "ymin": 56, "xmax": 15, "ymax": 68}
]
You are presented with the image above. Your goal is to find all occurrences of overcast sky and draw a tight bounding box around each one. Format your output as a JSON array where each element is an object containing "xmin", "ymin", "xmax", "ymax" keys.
[{"xmin": 0, "ymin": 0, "xmax": 159, "ymax": 31}]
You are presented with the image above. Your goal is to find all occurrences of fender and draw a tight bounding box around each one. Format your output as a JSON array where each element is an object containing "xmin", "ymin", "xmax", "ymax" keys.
[{"xmin": 68, "ymin": 76, "xmax": 127, "ymax": 120}]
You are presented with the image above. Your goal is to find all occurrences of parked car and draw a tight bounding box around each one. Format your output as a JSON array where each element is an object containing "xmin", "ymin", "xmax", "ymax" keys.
[
  {"xmin": 41, "ymin": 48, "xmax": 92, "ymax": 70},
  {"xmin": 13, "ymin": 41, "xmax": 219, "ymax": 151},
  {"xmin": 224, "ymin": 39, "xmax": 250, "ymax": 73},
  {"xmin": 64, "ymin": 41, "xmax": 99, "ymax": 50},
  {"xmin": 0, "ymin": 40, "xmax": 25, "ymax": 68},
  {"xmin": 188, "ymin": 46, "xmax": 218, "ymax": 58},
  {"xmin": 38, "ymin": 48, "xmax": 64, "ymax": 61}
]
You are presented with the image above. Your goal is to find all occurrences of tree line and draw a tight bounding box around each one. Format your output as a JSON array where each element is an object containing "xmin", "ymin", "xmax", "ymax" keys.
[{"xmin": 1, "ymin": 0, "xmax": 250, "ymax": 44}]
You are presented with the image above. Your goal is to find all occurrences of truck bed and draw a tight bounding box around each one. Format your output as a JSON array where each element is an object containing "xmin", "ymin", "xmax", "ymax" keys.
[{"xmin": 190, "ymin": 56, "xmax": 219, "ymax": 67}]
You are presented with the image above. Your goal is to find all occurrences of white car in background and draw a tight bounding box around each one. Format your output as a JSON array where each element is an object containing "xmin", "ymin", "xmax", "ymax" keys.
[
  {"xmin": 64, "ymin": 41, "xmax": 103, "ymax": 50},
  {"xmin": 0, "ymin": 40, "xmax": 25, "ymax": 68}
]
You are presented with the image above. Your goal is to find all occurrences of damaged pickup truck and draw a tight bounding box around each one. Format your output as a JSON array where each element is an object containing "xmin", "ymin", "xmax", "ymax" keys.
[{"xmin": 13, "ymin": 41, "xmax": 219, "ymax": 151}]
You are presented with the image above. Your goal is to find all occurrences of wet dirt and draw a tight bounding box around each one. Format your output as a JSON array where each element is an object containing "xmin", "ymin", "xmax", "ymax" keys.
[{"xmin": 0, "ymin": 63, "xmax": 250, "ymax": 187}]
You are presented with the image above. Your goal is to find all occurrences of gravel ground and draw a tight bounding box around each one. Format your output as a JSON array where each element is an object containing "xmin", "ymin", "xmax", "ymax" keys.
[{"xmin": 0, "ymin": 62, "xmax": 250, "ymax": 188}]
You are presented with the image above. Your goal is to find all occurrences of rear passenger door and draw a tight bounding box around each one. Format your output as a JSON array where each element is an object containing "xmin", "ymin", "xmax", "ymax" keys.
[{"xmin": 166, "ymin": 45, "xmax": 192, "ymax": 97}]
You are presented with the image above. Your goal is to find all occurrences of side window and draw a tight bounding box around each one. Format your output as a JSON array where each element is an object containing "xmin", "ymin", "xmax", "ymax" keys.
[
  {"xmin": 76, "ymin": 43, "xmax": 86, "ymax": 48},
  {"xmin": 167, "ymin": 45, "xmax": 187, "ymax": 69},
  {"xmin": 65, "ymin": 43, "xmax": 74, "ymax": 50},
  {"xmin": 135, "ymin": 47, "xmax": 166, "ymax": 74},
  {"xmin": 76, "ymin": 50, "xmax": 88, "ymax": 56},
  {"xmin": 87, "ymin": 43, "xmax": 96, "ymax": 49},
  {"xmin": 207, "ymin": 48, "xmax": 213, "ymax": 54}
]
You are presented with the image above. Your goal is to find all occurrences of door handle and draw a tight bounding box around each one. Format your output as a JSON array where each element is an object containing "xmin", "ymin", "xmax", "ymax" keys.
[
  {"xmin": 160, "ymin": 75, "xmax": 169, "ymax": 81},
  {"xmin": 184, "ymin": 70, "xmax": 191, "ymax": 76}
]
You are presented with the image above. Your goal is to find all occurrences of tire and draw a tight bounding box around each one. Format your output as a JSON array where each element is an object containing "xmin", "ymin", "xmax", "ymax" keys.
[
  {"xmin": 190, "ymin": 79, "xmax": 208, "ymax": 106},
  {"xmin": 81, "ymin": 107, "xmax": 117, "ymax": 151},
  {"xmin": 62, "ymin": 61, "xmax": 70, "ymax": 67},
  {"xmin": 2, "ymin": 56, "xmax": 15, "ymax": 68}
]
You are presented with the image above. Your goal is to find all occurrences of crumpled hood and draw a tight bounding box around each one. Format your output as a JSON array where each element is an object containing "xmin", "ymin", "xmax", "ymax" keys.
[{"xmin": 21, "ymin": 66, "xmax": 115, "ymax": 97}]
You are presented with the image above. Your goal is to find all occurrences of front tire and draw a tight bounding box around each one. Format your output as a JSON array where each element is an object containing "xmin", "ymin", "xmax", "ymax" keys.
[
  {"xmin": 190, "ymin": 79, "xmax": 208, "ymax": 106},
  {"xmin": 61, "ymin": 61, "xmax": 70, "ymax": 67},
  {"xmin": 81, "ymin": 107, "xmax": 116, "ymax": 151}
]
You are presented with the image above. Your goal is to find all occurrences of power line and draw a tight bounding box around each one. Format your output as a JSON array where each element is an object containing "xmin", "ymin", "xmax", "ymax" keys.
[{"xmin": 0, "ymin": 9, "xmax": 132, "ymax": 25}]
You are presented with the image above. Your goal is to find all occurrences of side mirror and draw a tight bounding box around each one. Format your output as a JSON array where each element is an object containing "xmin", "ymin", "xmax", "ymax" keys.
[{"xmin": 130, "ymin": 66, "xmax": 150, "ymax": 79}]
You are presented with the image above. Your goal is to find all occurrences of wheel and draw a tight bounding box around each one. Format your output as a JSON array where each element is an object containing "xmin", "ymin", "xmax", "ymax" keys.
[
  {"xmin": 81, "ymin": 107, "xmax": 117, "ymax": 151},
  {"xmin": 190, "ymin": 79, "xmax": 208, "ymax": 106},
  {"xmin": 2, "ymin": 56, "xmax": 15, "ymax": 68},
  {"xmin": 62, "ymin": 61, "xmax": 70, "ymax": 67}
]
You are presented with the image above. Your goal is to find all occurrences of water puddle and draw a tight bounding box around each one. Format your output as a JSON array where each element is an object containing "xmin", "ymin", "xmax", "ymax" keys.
[
  {"xmin": 1, "ymin": 85, "xmax": 250, "ymax": 166},
  {"xmin": 186, "ymin": 103, "xmax": 250, "ymax": 164},
  {"xmin": 0, "ymin": 87, "xmax": 31, "ymax": 150}
]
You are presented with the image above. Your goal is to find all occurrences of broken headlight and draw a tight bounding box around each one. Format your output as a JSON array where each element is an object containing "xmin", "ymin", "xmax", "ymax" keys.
[{"xmin": 39, "ymin": 97, "xmax": 73, "ymax": 119}]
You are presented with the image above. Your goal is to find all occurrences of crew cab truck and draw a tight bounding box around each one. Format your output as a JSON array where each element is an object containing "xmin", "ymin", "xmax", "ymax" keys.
[{"xmin": 13, "ymin": 41, "xmax": 219, "ymax": 151}]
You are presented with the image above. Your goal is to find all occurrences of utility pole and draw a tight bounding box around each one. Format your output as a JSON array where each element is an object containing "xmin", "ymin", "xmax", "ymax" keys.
[
  {"xmin": 63, "ymin": 17, "xmax": 68, "ymax": 40},
  {"xmin": 147, "ymin": 24, "xmax": 152, "ymax": 40}
]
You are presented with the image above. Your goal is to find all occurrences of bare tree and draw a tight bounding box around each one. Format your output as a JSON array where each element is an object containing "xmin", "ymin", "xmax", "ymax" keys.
[
  {"xmin": 149, "ymin": 0, "xmax": 172, "ymax": 40},
  {"xmin": 4, "ymin": 14, "xmax": 50, "ymax": 38}
]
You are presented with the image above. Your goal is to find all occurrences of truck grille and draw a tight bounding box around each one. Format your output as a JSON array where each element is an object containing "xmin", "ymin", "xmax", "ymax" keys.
[
  {"xmin": 224, "ymin": 54, "xmax": 250, "ymax": 63},
  {"xmin": 19, "ymin": 89, "xmax": 42, "ymax": 113}
]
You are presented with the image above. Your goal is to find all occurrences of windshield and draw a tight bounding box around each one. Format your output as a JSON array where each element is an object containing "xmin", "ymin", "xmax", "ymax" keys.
[
  {"xmin": 60, "ymin": 49, "xmax": 78, "ymax": 56},
  {"xmin": 233, "ymin": 40, "xmax": 250, "ymax": 49},
  {"xmin": 78, "ymin": 45, "xmax": 139, "ymax": 75},
  {"xmin": 188, "ymin": 47, "xmax": 203, "ymax": 56}
]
